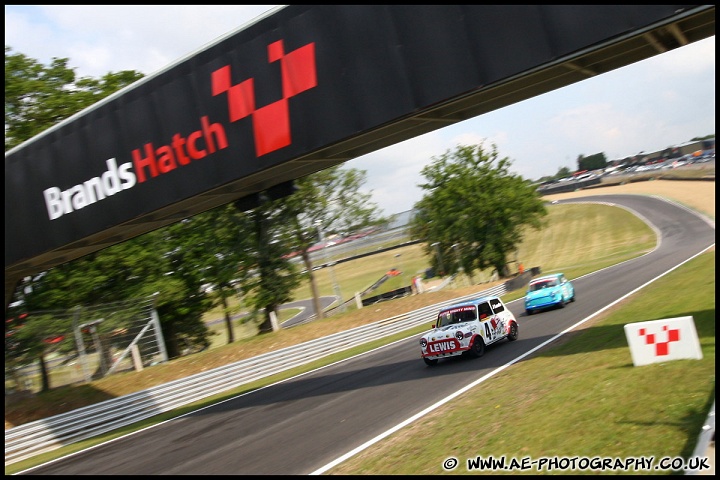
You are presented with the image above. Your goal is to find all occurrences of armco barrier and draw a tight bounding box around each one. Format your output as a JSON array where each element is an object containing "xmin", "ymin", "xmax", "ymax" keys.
[
  {"xmin": 362, "ymin": 286, "xmax": 413, "ymax": 306},
  {"xmin": 5, "ymin": 284, "xmax": 506, "ymax": 466},
  {"xmin": 503, "ymin": 271, "xmax": 534, "ymax": 292}
]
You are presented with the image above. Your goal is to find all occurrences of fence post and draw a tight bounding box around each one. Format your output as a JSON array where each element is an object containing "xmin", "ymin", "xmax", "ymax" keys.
[
  {"xmin": 269, "ymin": 310, "xmax": 280, "ymax": 332},
  {"xmin": 131, "ymin": 344, "xmax": 144, "ymax": 372},
  {"xmin": 71, "ymin": 306, "xmax": 92, "ymax": 383},
  {"xmin": 151, "ymin": 294, "xmax": 169, "ymax": 363},
  {"xmin": 89, "ymin": 322, "xmax": 107, "ymax": 377}
]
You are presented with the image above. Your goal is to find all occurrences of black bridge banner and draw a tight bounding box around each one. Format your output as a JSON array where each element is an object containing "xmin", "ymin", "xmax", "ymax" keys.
[{"xmin": 5, "ymin": 5, "xmax": 709, "ymax": 283}]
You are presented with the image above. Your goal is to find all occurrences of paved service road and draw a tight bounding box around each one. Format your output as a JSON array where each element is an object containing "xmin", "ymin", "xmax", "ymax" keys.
[
  {"xmin": 206, "ymin": 296, "xmax": 336, "ymax": 329},
  {"xmin": 279, "ymin": 296, "xmax": 337, "ymax": 327},
  {"xmin": 21, "ymin": 194, "xmax": 715, "ymax": 475}
]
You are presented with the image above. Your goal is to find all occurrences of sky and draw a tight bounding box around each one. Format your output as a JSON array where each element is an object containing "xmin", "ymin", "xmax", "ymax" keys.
[{"xmin": 5, "ymin": 5, "xmax": 716, "ymax": 216}]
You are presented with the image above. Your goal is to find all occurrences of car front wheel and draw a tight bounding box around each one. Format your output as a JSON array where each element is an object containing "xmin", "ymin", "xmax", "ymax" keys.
[
  {"xmin": 469, "ymin": 336, "xmax": 486, "ymax": 358},
  {"xmin": 424, "ymin": 357, "xmax": 438, "ymax": 367},
  {"xmin": 507, "ymin": 322, "xmax": 518, "ymax": 341}
]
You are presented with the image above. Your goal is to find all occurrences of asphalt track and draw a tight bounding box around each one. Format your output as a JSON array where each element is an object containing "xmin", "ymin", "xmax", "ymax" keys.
[
  {"xmin": 20, "ymin": 194, "xmax": 715, "ymax": 475},
  {"xmin": 279, "ymin": 296, "xmax": 337, "ymax": 328}
]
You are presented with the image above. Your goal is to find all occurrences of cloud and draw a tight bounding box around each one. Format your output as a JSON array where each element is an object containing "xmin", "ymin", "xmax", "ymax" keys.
[{"xmin": 5, "ymin": 5, "xmax": 280, "ymax": 77}]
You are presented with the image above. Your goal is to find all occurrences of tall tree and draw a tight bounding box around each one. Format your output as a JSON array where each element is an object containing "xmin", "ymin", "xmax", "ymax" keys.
[
  {"xmin": 276, "ymin": 166, "xmax": 387, "ymax": 321},
  {"xmin": 409, "ymin": 143, "xmax": 548, "ymax": 279},
  {"xmin": 245, "ymin": 202, "xmax": 302, "ymax": 333},
  {"xmin": 179, "ymin": 201, "xmax": 286, "ymax": 341},
  {"xmin": 177, "ymin": 204, "xmax": 253, "ymax": 344},
  {"xmin": 138, "ymin": 226, "xmax": 214, "ymax": 357}
]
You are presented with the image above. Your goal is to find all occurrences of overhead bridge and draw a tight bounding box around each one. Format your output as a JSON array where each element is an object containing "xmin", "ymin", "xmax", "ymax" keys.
[{"xmin": 5, "ymin": 5, "xmax": 715, "ymax": 307}]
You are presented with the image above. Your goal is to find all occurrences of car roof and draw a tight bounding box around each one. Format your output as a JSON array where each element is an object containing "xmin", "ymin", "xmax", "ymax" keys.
[
  {"xmin": 440, "ymin": 296, "xmax": 499, "ymax": 311},
  {"xmin": 530, "ymin": 273, "xmax": 563, "ymax": 283}
]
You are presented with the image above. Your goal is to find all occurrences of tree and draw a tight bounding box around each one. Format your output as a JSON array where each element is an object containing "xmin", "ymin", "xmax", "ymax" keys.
[
  {"xmin": 4, "ymin": 309, "xmax": 69, "ymax": 392},
  {"xmin": 554, "ymin": 166, "xmax": 572, "ymax": 180},
  {"xmin": 188, "ymin": 199, "xmax": 302, "ymax": 338},
  {"xmin": 690, "ymin": 134, "xmax": 715, "ymax": 141},
  {"xmin": 174, "ymin": 204, "xmax": 255, "ymax": 344},
  {"xmin": 409, "ymin": 143, "xmax": 548, "ymax": 280},
  {"xmin": 12, "ymin": 227, "xmax": 214, "ymax": 361},
  {"xmin": 577, "ymin": 152, "xmax": 608, "ymax": 171},
  {"xmin": 276, "ymin": 166, "xmax": 387, "ymax": 321},
  {"xmin": 5, "ymin": 46, "xmax": 143, "ymax": 150},
  {"xmin": 141, "ymin": 226, "xmax": 214, "ymax": 357},
  {"xmin": 245, "ymin": 203, "xmax": 303, "ymax": 333}
]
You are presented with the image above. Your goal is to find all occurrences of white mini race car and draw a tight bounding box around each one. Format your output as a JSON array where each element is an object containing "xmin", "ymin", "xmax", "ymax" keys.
[{"xmin": 419, "ymin": 295, "xmax": 519, "ymax": 366}]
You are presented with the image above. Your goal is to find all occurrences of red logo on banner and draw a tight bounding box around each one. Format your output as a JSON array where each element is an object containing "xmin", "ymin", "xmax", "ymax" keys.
[
  {"xmin": 211, "ymin": 40, "xmax": 317, "ymax": 156},
  {"xmin": 638, "ymin": 326, "xmax": 681, "ymax": 356}
]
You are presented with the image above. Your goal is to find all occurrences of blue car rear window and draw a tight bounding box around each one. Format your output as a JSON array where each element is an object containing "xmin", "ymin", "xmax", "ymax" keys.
[{"xmin": 529, "ymin": 279, "xmax": 558, "ymax": 291}]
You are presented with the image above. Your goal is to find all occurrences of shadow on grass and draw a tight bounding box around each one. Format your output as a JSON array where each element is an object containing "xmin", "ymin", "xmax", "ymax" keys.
[
  {"xmin": 532, "ymin": 308, "xmax": 714, "ymax": 360},
  {"xmin": 5, "ymin": 383, "xmax": 117, "ymax": 428}
]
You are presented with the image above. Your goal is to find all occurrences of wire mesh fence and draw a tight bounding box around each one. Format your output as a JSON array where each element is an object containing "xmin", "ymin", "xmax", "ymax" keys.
[{"xmin": 5, "ymin": 295, "xmax": 167, "ymax": 394}]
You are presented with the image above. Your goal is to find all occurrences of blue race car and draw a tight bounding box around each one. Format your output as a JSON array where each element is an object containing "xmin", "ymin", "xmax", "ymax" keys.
[{"xmin": 524, "ymin": 273, "xmax": 575, "ymax": 315}]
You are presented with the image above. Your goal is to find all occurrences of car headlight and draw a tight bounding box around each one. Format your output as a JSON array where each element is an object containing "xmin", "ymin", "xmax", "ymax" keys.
[
  {"xmin": 419, "ymin": 338, "xmax": 427, "ymax": 348},
  {"xmin": 455, "ymin": 331, "xmax": 464, "ymax": 341}
]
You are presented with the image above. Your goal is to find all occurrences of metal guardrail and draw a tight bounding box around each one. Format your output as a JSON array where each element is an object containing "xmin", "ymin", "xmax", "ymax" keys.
[
  {"xmin": 5, "ymin": 284, "xmax": 506, "ymax": 466},
  {"xmin": 685, "ymin": 400, "xmax": 716, "ymax": 475}
]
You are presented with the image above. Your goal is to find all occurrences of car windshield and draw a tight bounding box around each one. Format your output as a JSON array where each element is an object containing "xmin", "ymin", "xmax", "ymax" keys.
[
  {"xmin": 529, "ymin": 279, "xmax": 558, "ymax": 291},
  {"xmin": 437, "ymin": 306, "xmax": 477, "ymax": 327}
]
